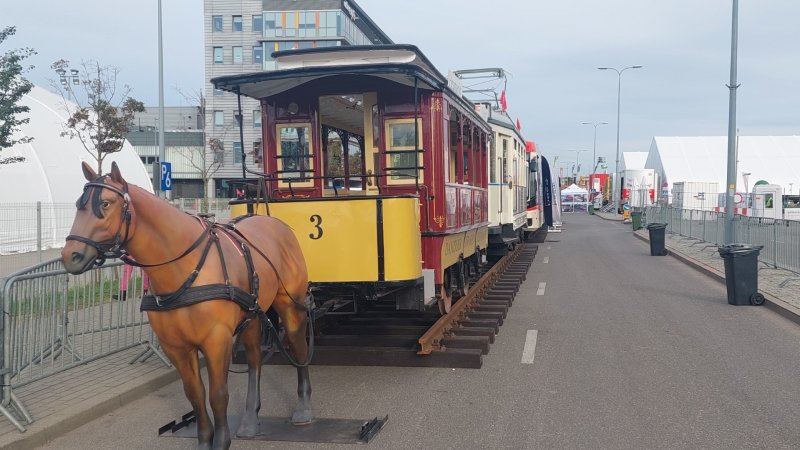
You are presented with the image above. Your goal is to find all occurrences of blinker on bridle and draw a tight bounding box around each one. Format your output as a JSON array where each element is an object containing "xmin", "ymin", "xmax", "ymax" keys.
[{"xmin": 67, "ymin": 175, "xmax": 132, "ymax": 267}]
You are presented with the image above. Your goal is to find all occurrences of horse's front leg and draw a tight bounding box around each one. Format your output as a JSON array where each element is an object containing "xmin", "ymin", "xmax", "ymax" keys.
[
  {"xmin": 202, "ymin": 335, "xmax": 234, "ymax": 450},
  {"xmin": 235, "ymin": 319, "xmax": 262, "ymax": 437},
  {"xmin": 283, "ymin": 304, "xmax": 313, "ymax": 425},
  {"xmin": 160, "ymin": 345, "xmax": 214, "ymax": 450}
]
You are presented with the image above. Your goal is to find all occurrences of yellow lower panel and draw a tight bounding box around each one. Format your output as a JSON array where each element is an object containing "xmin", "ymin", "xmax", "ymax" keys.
[
  {"xmin": 381, "ymin": 197, "xmax": 422, "ymax": 281},
  {"xmin": 230, "ymin": 199, "xmax": 421, "ymax": 283}
]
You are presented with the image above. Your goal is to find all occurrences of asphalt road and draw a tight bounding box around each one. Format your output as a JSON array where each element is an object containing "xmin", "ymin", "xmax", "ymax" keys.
[{"xmin": 38, "ymin": 214, "xmax": 800, "ymax": 449}]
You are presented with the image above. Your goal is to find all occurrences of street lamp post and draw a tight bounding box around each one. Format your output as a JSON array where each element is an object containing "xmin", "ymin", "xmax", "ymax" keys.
[
  {"xmin": 568, "ymin": 149, "xmax": 588, "ymax": 185},
  {"xmin": 598, "ymin": 65, "xmax": 643, "ymax": 215},
  {"xmin": 55, "ymin": 67, "xmax": 80, "ymax": 102},
  {"xmin": 581, "ymin": 122, "xmax": 608, "ymax": 174}
]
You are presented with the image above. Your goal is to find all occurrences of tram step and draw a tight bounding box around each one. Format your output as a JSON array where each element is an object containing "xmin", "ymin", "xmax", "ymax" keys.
[{"xmin": 441, "ymin": 336, "xmax": 491, "ymax": 354}]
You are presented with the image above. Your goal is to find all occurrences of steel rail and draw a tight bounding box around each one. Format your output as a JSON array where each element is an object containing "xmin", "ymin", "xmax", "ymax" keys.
[{"xmin": 417, "ymin": 245, "xmax": 521, "ymax": 355}]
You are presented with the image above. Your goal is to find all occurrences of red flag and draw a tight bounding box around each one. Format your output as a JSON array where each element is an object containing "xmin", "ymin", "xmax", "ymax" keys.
[
  {"xmin": 516, "ymin": 118, "xmax": 521, "ymax": 130},
  {"xmin": 499, "ymin": 90, "xmax": 507, "ymax": 110}
]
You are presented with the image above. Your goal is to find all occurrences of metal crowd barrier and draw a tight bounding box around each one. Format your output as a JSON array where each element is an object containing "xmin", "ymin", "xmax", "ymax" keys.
[
  {"xmin": 645, "ymin": 206, "xmax": 800, "ymax": 274},
  {"xmin": 0, "ymin": 258, "xmax": 170, "ymax": 432}
]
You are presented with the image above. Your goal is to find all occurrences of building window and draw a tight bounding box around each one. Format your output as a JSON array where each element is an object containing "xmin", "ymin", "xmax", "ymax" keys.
[
  {"xmin": 212, "ymin": 15, "xmax": 223, "ymax": 32},
  {"xmin": 214, "ymin": 110, "xmax": 224, "ymax": 128},
  {"xmin": 285, "ymin": 12, "xmax": 296, "ymax": 37},
  {"xmin": 253, "ymin": 110, "xmax": 261, "ymax": 128},
  {"xmin": 213, "ymin": 87, "xmax": 224, "ymax": 96},
  {"xmin": 252, "ymin": 15, "xmax": 262, "ymax": 32},
  {"xmin": 264, "ymin": 12, "xmax": 279, "ymax": 37},
  {"xmin": 252, "ymin": 46, "xmax": 263, "ymax": 64},
  {"xmin": 213, "ymin": 46, "xmax": 223, "ymax": 64},
  {"xmin": 232, "ymin": 15, "xmax": 243, "ymax": 32},
  {"xmin": 233, "ymin": 46, "xmax": 243, "ymax": 64},
  {"xmin": 253, "ymin": 141, "xmax": 262, "ymax": 164},
  {"xmin": 233, "ymin": 141, "xmax": 243, "ymax": 163}
]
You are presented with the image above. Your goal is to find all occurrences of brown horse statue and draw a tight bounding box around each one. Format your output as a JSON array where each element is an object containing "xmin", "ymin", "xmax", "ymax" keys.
[{"xmin": 61, "ymin": 162, "xmax": 312, "ymax": 450}]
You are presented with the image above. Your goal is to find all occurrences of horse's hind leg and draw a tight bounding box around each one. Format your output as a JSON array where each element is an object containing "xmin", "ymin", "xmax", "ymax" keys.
[
  {"xmin": 161, "ymin": 346, "xmax": 214, "ymax": 449},
  {"xmin": 276, "ymin": 296, "xmax": 313, "ymax": 424},
  {"xmin": 235, "ymin": 319, "xmax": 262, "ymax": 437}
]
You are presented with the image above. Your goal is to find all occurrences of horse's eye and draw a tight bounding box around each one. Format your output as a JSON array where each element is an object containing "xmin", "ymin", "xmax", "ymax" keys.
[{"xmin": 101, "ymin": 201, "xmax": 110, "ymax": 209}]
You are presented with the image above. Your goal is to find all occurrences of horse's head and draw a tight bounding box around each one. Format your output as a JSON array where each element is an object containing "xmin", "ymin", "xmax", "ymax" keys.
[{"xmin": 61, "ymin": 161, "xmax": 132, "ymax": 274}]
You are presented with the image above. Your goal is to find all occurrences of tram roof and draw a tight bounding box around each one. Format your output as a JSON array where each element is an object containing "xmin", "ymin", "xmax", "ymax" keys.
[{"xmin": 212, "ymin": 45, "xmax": 445, "ymax": 96}]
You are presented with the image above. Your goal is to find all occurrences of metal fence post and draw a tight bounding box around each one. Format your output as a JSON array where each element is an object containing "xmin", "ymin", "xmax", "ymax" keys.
[{"xmin": 36, "ymin": 201, "xmax": 42, "ymax": 263}]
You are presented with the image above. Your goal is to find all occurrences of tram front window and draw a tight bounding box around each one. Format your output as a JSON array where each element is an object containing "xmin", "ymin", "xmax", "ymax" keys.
[{"xmin": 278, "ymin": 124, "xmax": 313, "ymax": 186}]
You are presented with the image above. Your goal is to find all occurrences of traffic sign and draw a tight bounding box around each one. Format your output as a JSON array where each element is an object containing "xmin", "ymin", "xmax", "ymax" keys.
[{"xmin": 160, "ymin": 162, "xmax": 172, "ymax": 191}]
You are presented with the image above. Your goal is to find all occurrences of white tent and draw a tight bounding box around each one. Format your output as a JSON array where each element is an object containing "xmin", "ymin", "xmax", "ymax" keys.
[
  {"xmin": 560, "ymin": 183, "xmax": 589, "ymax": 212},
  {"xmin": 645, "ymin": 136, "xmax": 800, "ymax": 203},
  {"xmin": 0, "ymin": 86, "xmax": 153, "ymax": 254},
  {"xmin": 620, "ymin": 152, "xmax": 648, "ymax": 171}
]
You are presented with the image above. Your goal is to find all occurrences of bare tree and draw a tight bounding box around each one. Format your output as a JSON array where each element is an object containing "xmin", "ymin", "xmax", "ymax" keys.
[
  {"xmin": 174, "ymin": 87, "xmax": 225, "ymax": 213},
  {"xmin": 50, "ymin": 59, "xmax": 144, "ymax": 175},
  {"xmin": 0, "ymin": 26, "xmax": 35, "ymax": 164}
]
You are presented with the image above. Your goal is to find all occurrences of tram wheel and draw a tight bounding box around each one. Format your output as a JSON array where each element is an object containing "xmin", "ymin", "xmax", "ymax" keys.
[
  {"xmin": 456, "ymin": 259, "xmax": 470, "ymax": 298},
  {"xmin": 437, "ymin": 284, "xmax": 452, "ymax": 315}
]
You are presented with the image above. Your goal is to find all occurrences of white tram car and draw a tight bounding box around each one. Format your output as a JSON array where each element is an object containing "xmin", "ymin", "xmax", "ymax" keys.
[{"xmin": 478, "ymin": 105, "xmax": 532, "ymax": 259}]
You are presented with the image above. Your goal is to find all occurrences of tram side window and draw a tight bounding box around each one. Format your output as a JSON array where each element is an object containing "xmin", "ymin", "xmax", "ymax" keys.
[
  {"xmin": 462, "ymin": 123, "xmax": 471, "ymax": 183},
  {"xmin": 277, "ymin": 124, "xmax": 314, "ymax": 187},
  {"xmin": 502, "ymin": 138, "xmax": 508, "ymax": 185},
  {"xmin": 449, "ymin": 112, "xmax": 459, "ymax": 183},
  {"xmin": 385, "ymin": 118, "xmax": 423, "ymax": 184}
]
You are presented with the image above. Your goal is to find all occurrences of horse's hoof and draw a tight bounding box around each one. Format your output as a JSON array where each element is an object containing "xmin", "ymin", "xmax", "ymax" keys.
[
  {"xmin": 291, "ymin": 409, "xmax": 313, "ymax": 425},
  {"xmin": 236, "ymin": 421, "xmax": 260, "ymax": 438}
]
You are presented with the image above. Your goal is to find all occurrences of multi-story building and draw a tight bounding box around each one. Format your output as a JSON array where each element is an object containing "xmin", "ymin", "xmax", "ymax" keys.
[
  {"xmin": 204, "ymin": 0, "xmax": 393, "ymax": 198},
  {"xmin": 128, "ymin": 107, "xmax": 206, "ymax": 199}
]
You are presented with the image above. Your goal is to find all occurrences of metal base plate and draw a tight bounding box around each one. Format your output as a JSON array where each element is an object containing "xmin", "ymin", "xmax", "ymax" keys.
[{"xmin": 159, "ymin": 413, "xmax": 388, "ymax": 444}]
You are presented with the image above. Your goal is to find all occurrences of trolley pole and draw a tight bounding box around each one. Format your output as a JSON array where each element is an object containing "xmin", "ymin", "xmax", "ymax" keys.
[{"xmin": 724, "ymin": 0, "xmax": 740, "ymax": 245}]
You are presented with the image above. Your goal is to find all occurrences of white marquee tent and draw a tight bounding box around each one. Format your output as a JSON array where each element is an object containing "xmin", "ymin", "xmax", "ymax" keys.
[
  {"xmin": 645, "ymin": 136, "xmax": 800, "ymax": 204},
  {"xmin": 0, "ymin": 86, "xmax": 153, "ymax": 254},
  {"xmin": 561, "ymin": 183, "xmax": 589, "ymax": 212}
]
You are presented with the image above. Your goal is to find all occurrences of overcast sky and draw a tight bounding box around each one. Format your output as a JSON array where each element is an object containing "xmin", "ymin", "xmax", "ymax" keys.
[{"xmin": 5, "ymin": 0, "xmax": 800, "ymax": 172}]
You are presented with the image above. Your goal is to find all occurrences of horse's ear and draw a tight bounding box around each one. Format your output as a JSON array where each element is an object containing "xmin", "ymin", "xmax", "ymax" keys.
[
  {"xmin": 82, "ymin": 162, "xmax": 98, "ymax": 181},
  {"xmin": 109, "ymin": 161, "xmax": 124, "ymax": 183}
]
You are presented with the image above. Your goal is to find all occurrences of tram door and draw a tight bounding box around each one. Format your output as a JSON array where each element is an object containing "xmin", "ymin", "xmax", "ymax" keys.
[{"xmin": 319, "ymin": 94, "xmax": 369, "ymax": 195}]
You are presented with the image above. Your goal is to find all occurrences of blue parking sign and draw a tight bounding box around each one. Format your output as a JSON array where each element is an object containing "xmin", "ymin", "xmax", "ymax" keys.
[{"xmin": 160, "ymin": 162, "xmax": 172, "ymax": 191}]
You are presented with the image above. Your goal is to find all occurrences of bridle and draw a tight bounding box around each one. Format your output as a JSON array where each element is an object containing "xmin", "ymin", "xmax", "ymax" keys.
[{"xmin": 66, "ymin": 176, "xmax": 133, "ymax": 267}]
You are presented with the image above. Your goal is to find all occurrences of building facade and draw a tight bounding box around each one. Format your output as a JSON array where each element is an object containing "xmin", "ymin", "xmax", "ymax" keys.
[{"xmin": 203, "ymin": 0, "xmax": 392, "ymax": 198}]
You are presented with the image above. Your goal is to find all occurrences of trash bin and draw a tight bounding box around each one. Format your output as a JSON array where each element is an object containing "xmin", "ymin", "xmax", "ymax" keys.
[
  {"xmin": 646, "ymin": 223, "xmax": 668, "ymax": 256},
  {"xmin": 718, "ymin": 244, "xmax": 765, "ymax": 306},
  {"xmin": 631, "ymin": 211, "xmax": 642, "ymax": 230},
  {"xmin": 588, "ymin": 204, "xmax": 595, "ymax": 215}
]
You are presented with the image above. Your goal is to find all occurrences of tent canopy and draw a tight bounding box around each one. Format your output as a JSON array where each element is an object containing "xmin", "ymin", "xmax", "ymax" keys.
[
  {"xmin": 0, "ymin": 86, "xmax": 153, "ymax": 204},
  {"xmin": 646, "ymin": 136, "xmax": 800, "ymax": 195},
  {"xmin": 561, "ymin": 183, "xmax": 588, "ymax": 195}
]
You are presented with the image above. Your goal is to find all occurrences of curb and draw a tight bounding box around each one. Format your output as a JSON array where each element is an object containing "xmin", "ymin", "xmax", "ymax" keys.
[
  {"xmin": 632, "ymin": 232, "xmax": 800, "ymax": 326},
  {"xmin": 593, "ymin": 213, "xmax": 624, "ymax": 222},
  {"xmin": 0, "ymin": 368, "xmax": 179, "ymax": 450}
]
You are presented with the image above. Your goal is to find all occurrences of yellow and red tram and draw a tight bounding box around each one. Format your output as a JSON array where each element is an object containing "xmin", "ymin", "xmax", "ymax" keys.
[{"xmin": 213, "ymin": 45, "xmax": 490, "ymax": 314}]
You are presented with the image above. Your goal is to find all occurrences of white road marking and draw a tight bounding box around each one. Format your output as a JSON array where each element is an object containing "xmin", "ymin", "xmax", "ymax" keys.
[
  {"xmin": 521, "ymin": 330, "xmax": 539, "ymax": 364},
  {"xmin": 543, "ymin": 256, "xmax": 549, "ymax": 264},
  {"xmin": 536, "ymin": 282, "xmax": 546, "ymax": 295}
]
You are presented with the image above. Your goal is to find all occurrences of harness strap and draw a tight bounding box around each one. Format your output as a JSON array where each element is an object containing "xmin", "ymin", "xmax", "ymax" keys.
[
  {"xmin": 122, "ymin": 219, "xmax": 211, "ymax": 268},
  {"xmin": 141, "ymin": 284, "xmax": 255, "ymax": 312}
]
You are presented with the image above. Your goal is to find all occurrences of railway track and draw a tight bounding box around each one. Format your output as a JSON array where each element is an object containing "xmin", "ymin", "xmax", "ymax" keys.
[{"xmin": 240, "ymin": 243, "xmax": 538, "ymax": 369}]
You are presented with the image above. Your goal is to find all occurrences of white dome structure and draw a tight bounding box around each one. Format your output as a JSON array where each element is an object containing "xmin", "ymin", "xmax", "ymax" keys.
[{"xmin": 0, "ymin": 85, "xmax": 153, "ymax": 254}]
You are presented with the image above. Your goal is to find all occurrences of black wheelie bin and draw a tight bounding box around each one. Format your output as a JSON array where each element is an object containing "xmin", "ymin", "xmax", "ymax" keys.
[
  {"xmin": 645, "ymin": 222, "xmax": 668, "ymax": 256},
  {"xmin": 718, "ymin": 244, "xmax": 765, "ymax": 306}
]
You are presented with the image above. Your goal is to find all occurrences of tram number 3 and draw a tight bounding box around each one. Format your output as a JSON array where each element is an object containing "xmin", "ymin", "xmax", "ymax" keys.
[{"xmin": 309, "ymin": 215, "xmax": 323, "ymax": 240}]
